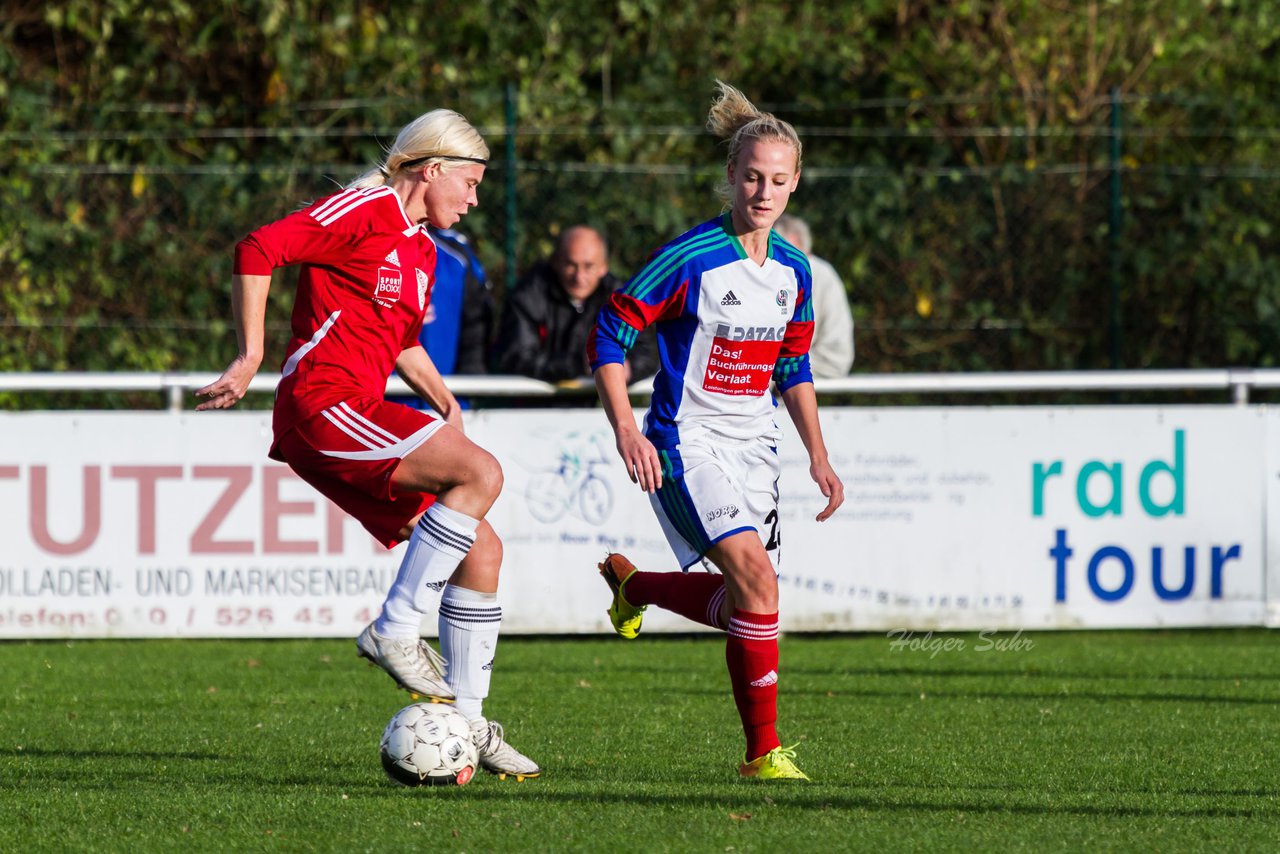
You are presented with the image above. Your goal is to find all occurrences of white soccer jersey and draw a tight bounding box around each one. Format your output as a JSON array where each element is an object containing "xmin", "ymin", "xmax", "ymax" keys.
[{"xmin": 590, "ymin": 214, "xmax": 815, "ymax": 449}]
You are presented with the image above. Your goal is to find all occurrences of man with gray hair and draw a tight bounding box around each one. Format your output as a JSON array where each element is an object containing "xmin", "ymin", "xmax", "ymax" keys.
[
  {"xmin": 774, "ymin": 214, "xmax": 854, "ymax": 377},
  {"xmin": 493, "ymin": 225, "xmax": 657, "ymax": 382}
]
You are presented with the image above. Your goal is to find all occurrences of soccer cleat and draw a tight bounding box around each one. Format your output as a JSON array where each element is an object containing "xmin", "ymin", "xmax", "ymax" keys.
[
  {"xmin": 597, "ymin": 552, "xmax": 647, "ymax": 639},
  {"xmin": 470, "ymin": 718, "xmax": 542, "ymax": 781},
  {"xmin": 356, "ymin": 622, "xmax": 455, "ymax": 703},
  {"xmin": 738, "ymin": 745, "xmax": 810, "ymax": 781}
]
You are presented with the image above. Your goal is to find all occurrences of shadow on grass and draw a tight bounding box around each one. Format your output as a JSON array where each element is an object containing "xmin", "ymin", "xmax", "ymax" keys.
[
  {"xmin": 573, "ymin": 666, "xmax": 1280, "ymax": 704},
  {"xmin": 882, "ymin": 779, "xmax": 1280, "ymax": 799},
  {"xmin": 367, "ymin": 783, "xmax": 1278, "ymax": 820},
  {"xmin": 786, "ymin": 665, "xmax": 1280, "ymax": 683},
  {"xmin": 0, "ymin": 746, "xmax": 226, "ymax": 762},
  {"xmin": 780, "ymin": 685, "xmax": 1280, "ymax": 705},
  {"xmin": 0, "ymin": 745, "xmax": 366, "ymax": 789},
  {"xmin": 6, "ymin": 749, "xmax": 1276, "ymax": 820}
]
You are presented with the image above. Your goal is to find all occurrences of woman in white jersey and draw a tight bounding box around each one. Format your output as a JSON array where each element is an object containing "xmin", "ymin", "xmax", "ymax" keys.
[{"xmin": 588, "ymin": 82, "xmax": 844, "ymax": 780}]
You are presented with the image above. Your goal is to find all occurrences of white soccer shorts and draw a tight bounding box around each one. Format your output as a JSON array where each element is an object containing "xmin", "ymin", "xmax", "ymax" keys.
[{"xmin": 648, "ymin": 432, "xmax": 781, "ymax": 571}]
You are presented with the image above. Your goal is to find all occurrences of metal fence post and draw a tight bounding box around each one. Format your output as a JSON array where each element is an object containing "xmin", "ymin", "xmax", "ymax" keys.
[
  {"xmin": 1109, "ymin": 87, "xmax": 1124, "ymax": 371},
  {"xmin": 504, "ymin": 81, "xmax": 518, "ymax": 291}
]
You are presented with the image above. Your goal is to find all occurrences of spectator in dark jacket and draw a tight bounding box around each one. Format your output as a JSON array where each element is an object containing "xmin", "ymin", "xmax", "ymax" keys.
[{"xmin": 492, "ymin": 225, "xmax": 656, "ymax": 382}]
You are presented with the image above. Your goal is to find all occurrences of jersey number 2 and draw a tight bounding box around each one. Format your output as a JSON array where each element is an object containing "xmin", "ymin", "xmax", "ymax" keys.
[{"xmin": 764, "ymin": 509, "xmax": 780, "ymax": 553}]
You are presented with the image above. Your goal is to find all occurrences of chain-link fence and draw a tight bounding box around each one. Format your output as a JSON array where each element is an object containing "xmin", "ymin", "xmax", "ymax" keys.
[{"xmin": 4, "ymin": 91, "xmax": 1279, "ymax": 404}]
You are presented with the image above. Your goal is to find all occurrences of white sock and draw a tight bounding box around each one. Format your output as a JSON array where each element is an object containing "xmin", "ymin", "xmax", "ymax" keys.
[
  {"xmin": 376, "ymin": 503, "xmax": 479, "ymax": 639},
  {"xmin": 438, "ymin": 584, "xmax": 501, "ymax": 721}
]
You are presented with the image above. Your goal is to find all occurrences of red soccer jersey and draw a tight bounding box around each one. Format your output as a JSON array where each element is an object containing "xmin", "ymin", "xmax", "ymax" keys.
[{"xmin": 233, "ymin": 186, "xmax": 437, "ymax": 448}]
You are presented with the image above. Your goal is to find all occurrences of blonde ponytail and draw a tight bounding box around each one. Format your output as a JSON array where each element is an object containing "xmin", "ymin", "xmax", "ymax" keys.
[{"xmin": 707, "ymin": 80, "xmax": 802, "ymax": 201}]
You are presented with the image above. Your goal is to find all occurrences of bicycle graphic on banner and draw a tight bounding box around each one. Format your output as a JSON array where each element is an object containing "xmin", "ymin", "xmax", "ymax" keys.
[{"xmin": 523, "ymin": 430, "xmax": 615, "ymax": 526}]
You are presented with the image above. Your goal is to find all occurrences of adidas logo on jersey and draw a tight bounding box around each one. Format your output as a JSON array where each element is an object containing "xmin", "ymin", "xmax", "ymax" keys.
[
  {"xmin": 384, "ymin": 249, "xmax": 401, "ymax": 267},
  {"xmin": 721, "ymin": 290, "xmax": 742, "ymax": 306},
  {"xmin": 749, "ymin": 670, "xmax": 778, "ymax": 688}
]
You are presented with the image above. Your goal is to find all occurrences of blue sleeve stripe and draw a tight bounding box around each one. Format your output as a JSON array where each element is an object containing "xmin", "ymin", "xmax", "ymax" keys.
[
  {"xmin": 626, "ymin": 231, "xmax": 731, "ymax": 301},
  {"xmin": 795, "ymin": 301, "xmax": 814, "ymax": 322}
]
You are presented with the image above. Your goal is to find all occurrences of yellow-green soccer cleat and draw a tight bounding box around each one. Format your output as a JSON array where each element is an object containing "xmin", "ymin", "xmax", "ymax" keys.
[
  {"xmin": 739, "ymin": 745, "xmax": 810, "ymax": 781},
  {"xmin": 597, "ymin": 553, "xmax": 647, "ymax": 639}
]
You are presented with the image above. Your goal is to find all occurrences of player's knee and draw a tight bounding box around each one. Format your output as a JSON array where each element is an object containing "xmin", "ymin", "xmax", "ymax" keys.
[
  {"xmin": 467, "ymin": 448, "xmax": 504, "ymax": 501},
  {"xmin": 488, "ymin": 532, "xmax": 504, "ymax": 569},
  {"xmin": 735, "ymin": 554, "xmax": 776, "ymax": 593},
  {"xmin": 747, "ymin": 562, "xmax": 778, "ymax": 593},
  {"xmin": 477, "ymin": 523, "xmax": 504, "ymax": 563}
]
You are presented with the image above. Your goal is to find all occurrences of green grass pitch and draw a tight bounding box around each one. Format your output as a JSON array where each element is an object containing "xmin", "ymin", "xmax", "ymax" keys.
[{"xmin": 3, "ymin": 629, "xmax": 1279, "ymax": 851}]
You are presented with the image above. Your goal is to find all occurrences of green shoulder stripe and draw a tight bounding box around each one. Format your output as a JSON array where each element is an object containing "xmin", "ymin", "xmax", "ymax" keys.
[
  {"xmin": 771, "ymin": 232, "xmax": 812, "ymax": 276},
  {"xmin": 627, "ymin": 230, "xmax": 733, "ymax": 301}
]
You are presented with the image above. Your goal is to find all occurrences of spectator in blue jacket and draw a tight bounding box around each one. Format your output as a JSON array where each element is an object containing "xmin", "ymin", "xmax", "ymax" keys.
[
  {"xmin": 422, "ymin": 226, "xmax": 492, "ymax": 375},
  {"xmin": 392, "ymin": 227, "xmax": 492, "ymax": 410}
]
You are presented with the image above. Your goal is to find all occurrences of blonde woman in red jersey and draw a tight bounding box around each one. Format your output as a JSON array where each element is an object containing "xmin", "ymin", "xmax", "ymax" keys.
[{"xmin": 196, "ymin": 109, "xmax": 539, "ymax": 780}]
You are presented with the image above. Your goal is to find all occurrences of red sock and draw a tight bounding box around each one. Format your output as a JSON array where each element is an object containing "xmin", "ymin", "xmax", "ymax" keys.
[
  {"xmin": 725, "ymin": 609, "xmax": 780, "ymax": 761},
  {"xmin": 623, "ymin": 571, "xmax": 727, "ymax": 629}
]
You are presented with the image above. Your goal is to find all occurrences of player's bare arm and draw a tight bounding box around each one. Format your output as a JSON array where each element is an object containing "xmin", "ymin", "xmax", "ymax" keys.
[
  {"xmin": 781, "ymin": 381, "xmax": 844, "ymax": 521},
  {"xmin": 593, "ymin": 361, "xmax": 662, "ymax": 493},
  {"xmin": 195, "ymin": 273, "xmax": 271, "ymax": 410},
  {"xmin": 395, "ymin": 345, "xmax": 463, "ymax": 433}
]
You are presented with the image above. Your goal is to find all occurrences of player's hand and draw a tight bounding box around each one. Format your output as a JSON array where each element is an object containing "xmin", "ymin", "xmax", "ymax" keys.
[
  {"xmin": 194, "ymin": 354, "xmax": 261, "ymax": 411},
  {"xmin": 444, "ymin": 405, "xmax": 465, "ymax": 435},
  {"xmin": 810, "ymin": 457, "xmax": 844, "ymax": 522},
  {"xmin": 615, "ymin": 426, "xmax": 662, "ymax": 493}
]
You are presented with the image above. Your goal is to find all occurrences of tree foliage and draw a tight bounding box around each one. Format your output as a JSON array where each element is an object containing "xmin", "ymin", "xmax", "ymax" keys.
[{"xmin": 3, "ymin": 0, "xmax": 1279, "ymax": 406}]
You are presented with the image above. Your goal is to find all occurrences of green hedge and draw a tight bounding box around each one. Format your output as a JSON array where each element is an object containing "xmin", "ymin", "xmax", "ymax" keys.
[{"xmin": 3, "ymin": 0, "xmax": 1279, "ymax": 407}]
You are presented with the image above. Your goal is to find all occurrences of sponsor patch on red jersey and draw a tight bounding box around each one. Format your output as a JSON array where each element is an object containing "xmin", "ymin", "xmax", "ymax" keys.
[
  {"xmin": 703, "ymin": 337, "xmax": 781, "ymax": 396},
  {"xmin": 415, "ymin": 268, "xmax": 430, "ymax": 311},
  {"xmin": 374, "ymin": 266, "xmax": 403, "ymax": 307}
]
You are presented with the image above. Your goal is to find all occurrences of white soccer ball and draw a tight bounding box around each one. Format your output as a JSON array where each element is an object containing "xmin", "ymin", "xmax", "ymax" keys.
[{"xmin": 379, "ymin": 702, "xmax": 478, "ymax": 787}]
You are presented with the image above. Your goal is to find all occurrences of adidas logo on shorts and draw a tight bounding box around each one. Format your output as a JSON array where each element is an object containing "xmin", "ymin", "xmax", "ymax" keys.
[
  {"xmin": 749, "ymin": 669, "xmax": 778, "ymax": 688},
  {"xmin": 721, "ymin": 290, "xmax": 742, "ymax": 306}
]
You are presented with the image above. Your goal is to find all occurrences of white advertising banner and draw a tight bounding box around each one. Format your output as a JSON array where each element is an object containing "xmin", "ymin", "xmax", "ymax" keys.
[
  {"xmin": 778, "ymin": 406, "xmax": 1266, "ymax": 631},
  {"xmin": 0, "ymin": 407, "xmax": 1270, "ymax": 637},
  {"xmin": 1264, "ymin": 408, "xmax": 1280, "ymax": 629}
]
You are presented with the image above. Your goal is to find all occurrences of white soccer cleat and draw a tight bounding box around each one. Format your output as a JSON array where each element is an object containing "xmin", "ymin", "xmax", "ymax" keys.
[
  {"xmin": 470, "ymin": 718, "xmax": 542, "ymax": 781},
  {"xmin": 356, "ymin": 622, "xmax": 455, "ymax": 703}
]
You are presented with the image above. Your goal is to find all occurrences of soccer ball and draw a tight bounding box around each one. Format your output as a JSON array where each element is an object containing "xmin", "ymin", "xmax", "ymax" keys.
[{"xmin": 379, "ymin": 703, "xmax": 479, "ymax": 787}]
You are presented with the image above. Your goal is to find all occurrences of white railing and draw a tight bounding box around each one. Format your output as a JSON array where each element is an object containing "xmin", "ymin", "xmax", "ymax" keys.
[{"xmin": 3, "ymin": 369, "xmax": 1280, "ymax": 412}]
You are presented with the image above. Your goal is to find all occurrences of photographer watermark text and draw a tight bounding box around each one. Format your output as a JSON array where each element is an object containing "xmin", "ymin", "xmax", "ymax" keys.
[{"xmin": 886, "ymin": 629, "xmax": 1035, "ymax": 658}]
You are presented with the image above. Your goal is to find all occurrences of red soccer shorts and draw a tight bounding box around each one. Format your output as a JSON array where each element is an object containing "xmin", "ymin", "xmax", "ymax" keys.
[{"xmin": 271, "ymin": 396, "xmax": 444, "ymax": 547}]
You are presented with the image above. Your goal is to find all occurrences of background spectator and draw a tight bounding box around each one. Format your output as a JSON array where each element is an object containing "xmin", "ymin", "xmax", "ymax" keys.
[
  {"xmin": 492, "ymin": 225, "xmax": 656, "ymax": 382},
  {"xmin": 390, "ymin": 226, "xmax": 492, "ymax": 412},
  {"xmin": 422, "ymin": 226, "xmax": 493, "ymax": 376},
  {"xmin": 774, "ymin": 214, "xmax": 855, "ymax": 377}
]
